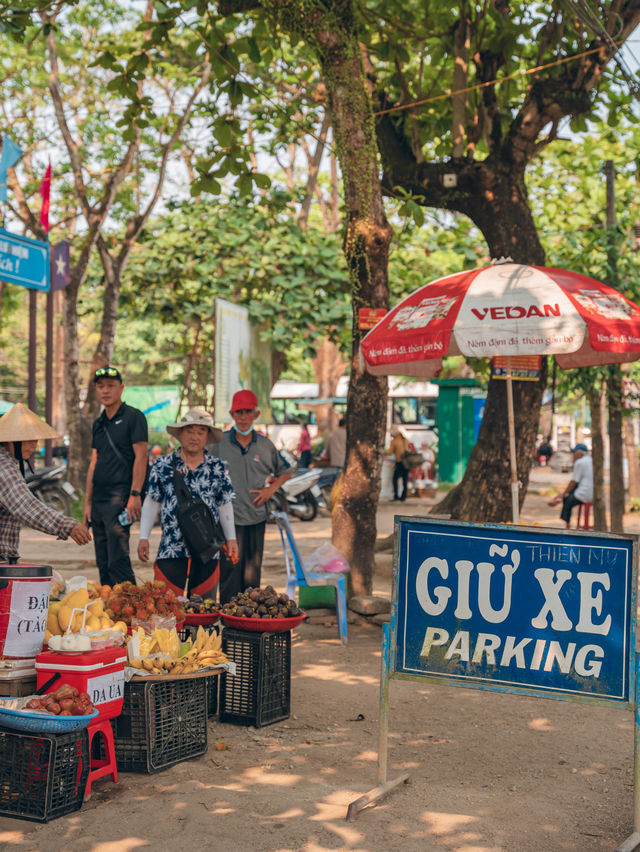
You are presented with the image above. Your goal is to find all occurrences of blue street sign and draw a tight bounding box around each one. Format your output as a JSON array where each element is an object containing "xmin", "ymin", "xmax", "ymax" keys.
[
  {"xmin": 0, "ymin": 228, "xmax": 49, "ymax": 291},
  {"xmin": 393, "ymin": 519, "xmax": 637, "ymax": 705}
]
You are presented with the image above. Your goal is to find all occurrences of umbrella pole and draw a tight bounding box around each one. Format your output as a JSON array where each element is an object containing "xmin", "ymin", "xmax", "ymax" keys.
[{"xmin": 505, "ymin": 356, "xmax": 520, "ymax": 524}]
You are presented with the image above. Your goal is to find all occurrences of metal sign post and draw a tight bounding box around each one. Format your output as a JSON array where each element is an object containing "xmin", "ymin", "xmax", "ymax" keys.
[{"xmin": 347, "ymin": 517, "xmax": 639, "ymax": 848}]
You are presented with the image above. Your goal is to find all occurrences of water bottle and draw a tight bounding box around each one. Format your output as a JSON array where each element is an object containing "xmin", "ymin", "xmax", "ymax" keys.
[{"xmin": 118, "ymin": 508, "xmax": 132, "ymax": 526}]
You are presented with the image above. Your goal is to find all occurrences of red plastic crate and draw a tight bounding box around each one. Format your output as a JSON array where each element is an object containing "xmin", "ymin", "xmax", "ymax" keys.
[{"xmin": 35, "ymin": 647, "xmax": 127, "ymax": 720}]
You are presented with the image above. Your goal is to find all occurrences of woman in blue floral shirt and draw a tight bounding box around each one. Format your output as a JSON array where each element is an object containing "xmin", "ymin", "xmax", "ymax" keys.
[{"xmin": 137, "ymin": 409, "xmax": 237, "ymax": 598}]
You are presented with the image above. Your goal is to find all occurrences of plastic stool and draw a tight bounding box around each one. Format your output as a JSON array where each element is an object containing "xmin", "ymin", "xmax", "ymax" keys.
[
  {"xmin": 85, "ymin": 717, "xmax": 118, "ymax": 797},
  {"xmin": 577, "ymin": 502, "xmax": 593, "ymax": 530}
]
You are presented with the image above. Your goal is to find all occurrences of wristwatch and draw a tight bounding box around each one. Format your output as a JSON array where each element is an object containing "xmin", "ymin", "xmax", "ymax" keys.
[{"xmin": 130, "ymin": 490, "xmax": 141, "ymax": 497}]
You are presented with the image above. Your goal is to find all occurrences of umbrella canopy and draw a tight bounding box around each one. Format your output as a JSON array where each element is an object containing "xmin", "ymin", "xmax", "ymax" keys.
[
  {"xmin": 361, "ymin": 262, "xmax": 640, "ymax": 524},
  {"xmin": 361, "ymin": 262, "xmax": 640, "ymax": 378}
]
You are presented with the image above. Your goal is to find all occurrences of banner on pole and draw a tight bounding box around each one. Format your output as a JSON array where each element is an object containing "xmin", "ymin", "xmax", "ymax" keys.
[
  {"xmin": 214, "ymin": 298, "xmax": 271, "ymax": 424},
  {"xmin": 52, "ymin": 241, "xmax": 70, "ymax": 291}
]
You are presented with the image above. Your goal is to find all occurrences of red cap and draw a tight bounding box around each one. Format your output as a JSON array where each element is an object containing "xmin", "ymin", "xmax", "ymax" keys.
[{"xmin": 230, "ymin": 389, "xmax": 258, "ymax": 412}]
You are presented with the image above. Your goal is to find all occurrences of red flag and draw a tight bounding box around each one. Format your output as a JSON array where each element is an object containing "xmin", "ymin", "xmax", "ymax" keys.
[{"xmin": 39, "ymin": 162, "xmax": 51, "ymax": 233}]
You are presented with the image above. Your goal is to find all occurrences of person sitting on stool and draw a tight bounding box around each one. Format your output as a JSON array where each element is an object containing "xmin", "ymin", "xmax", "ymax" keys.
[{"xmin": 548, "ymin": 443, "xmax": 593, "ymax": 528}]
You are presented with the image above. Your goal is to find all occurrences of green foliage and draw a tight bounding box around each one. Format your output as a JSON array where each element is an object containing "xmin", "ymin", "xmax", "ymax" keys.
[
  {"xmin": 528, "ymin": 121, "xmax": 640, "ymax": 400},
  {"xmin": 366, "ymin": 0, "xmax": 639, "ymax": 161},
  {"xmin": 112, "ymin": 192, "xmax": 349, "ymax": 387}
]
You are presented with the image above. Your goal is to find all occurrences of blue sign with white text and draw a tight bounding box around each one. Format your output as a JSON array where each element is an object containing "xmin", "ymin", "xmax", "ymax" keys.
[
  {"xmin": 0, "ymin": 228, "xmax": 49, "ymax": 291},
  {"xmin": 394, "ymin": 520, "xmax": 636, "ymax": 704}
]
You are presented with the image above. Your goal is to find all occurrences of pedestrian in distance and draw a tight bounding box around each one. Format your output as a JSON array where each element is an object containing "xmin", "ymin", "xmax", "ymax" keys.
[
  {"xmin": 297, "ymin": 420, "xmax": 312, "ymax": 468},
  {"xmin": 536, "ymin": 434, "xmax": 554, "ymax": 467},
  {"xmin": 388, "ymin": 425, "xmax": 410, "ymax": 501},
  {"xmin": 83, "ymin": 366, "xmax": 148, "ymax": 586},
  {"xmin": 137, "ymin": 408, "xmax": 238, "ymax": 599},
  {"xmin": 548, "ymin": 443, "xmax": 593, "ymax": 528},
  {"xmin": 325, "ymin": 416, "xmax": 347, "ymax": 468},
  {"xmin": 0, "ymin": 403, "xmax": 91, "ymax": 561},
  {"xmin": 210, "ymin": 389, "xmax": 292, "ymax": 603}
]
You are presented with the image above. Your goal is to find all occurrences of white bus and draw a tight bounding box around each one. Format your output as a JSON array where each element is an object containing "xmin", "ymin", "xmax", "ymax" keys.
[{"xmin": 267, "ymin": 376, "xmax": 438, "ymax": 452}]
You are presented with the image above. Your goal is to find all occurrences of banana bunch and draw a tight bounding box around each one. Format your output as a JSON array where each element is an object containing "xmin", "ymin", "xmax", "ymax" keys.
[
  {"xmin": 128, "ymin": 625, "xmax": 227, "ymax": 675},
  {"xmin": 167, "ymin": 627, "xmax": 227, "ymax": 674}
]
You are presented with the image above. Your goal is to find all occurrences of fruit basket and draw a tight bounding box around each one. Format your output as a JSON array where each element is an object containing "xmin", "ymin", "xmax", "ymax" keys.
[
  {"xmin": 220, "ymin": 613, "xmax": 306, "ymax": 633},
  {"xmin": 183, "ymin": 612, "xmax": 221, "ymax": 627},
  {"xmin": 0, "ymin": 705, "xmax": 98, "ymax": 734}
]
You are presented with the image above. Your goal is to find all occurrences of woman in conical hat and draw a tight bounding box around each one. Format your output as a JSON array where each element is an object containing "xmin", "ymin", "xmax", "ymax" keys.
[{"xmin": 0, "ymin": 403, "xmax": 91, "ymax": 562}]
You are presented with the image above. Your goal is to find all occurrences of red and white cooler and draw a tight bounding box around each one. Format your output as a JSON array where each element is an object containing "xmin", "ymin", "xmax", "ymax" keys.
[{"xmin": 35, "ymin": 647, "xmax": 127, "ymax": 719}]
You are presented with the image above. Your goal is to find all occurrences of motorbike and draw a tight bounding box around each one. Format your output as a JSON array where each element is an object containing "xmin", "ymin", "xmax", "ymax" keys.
[
  {"xmin": 268, "ymin": 464, "xmax": 324, "ymax": 522},
  {"xmin": 314, "ymin": 465, "xmax": 342, "ymax": 511},
  {"xmin": 26, "ymin": 464, "xmax": 78, "ymax": 516}
]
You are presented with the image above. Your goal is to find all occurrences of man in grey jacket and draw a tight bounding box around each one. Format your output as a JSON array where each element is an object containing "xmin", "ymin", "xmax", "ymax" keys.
[{"xmin": 211, "ymin": 389, "xmax": 291, "ymax": 602}]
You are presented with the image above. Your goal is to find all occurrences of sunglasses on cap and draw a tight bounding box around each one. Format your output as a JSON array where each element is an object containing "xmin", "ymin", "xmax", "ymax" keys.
[{"xmin": 94, "ymin": 367, "xmax": 121, "ymax": 380}]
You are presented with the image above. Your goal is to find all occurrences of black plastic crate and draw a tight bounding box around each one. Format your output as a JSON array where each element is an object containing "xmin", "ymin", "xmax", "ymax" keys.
[
  {"xmin": 0, "ymin": 727, "xmax": 89, "ymax": 822},
  {"xmin": 206, "ymin": 675, "xmax": 218, "ymax": 718},
  {"xmin": 109, "ymin": 677, "xmax": 208, "ymax": 773},
  {"xmin": 177, "ymin": 625, "xmax": 219, "ymax": 718},
  {"xmin": 220, "ymin": 629, "xmax": 290, "ymax": 727}
]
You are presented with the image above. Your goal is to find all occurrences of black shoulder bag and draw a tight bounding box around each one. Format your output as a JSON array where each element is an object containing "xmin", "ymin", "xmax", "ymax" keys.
[
  {"xmin": 102, "ymin": 423, "xmax": 149, "ymax": 498},
  {"xmin": 172, "ymin": 457, "xmax": 226, "ymax": 566}
]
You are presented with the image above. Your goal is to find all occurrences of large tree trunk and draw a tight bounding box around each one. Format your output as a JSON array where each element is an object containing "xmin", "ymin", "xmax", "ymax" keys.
[
  {"xmin": 314, "ymin": 36, "xmax": 391, "ymax": 595},
  {"xmin": 624, "ymin": 412, "xmax": 639, "ymax": 501},
  {"xmin": 587, "ymin": 385, "xmax": 607, "ymax": 531},
  {"xmin": 608, "ymin": 365, "xmax": 625, "ymax": 531},
  {"xmin": 62, "ymin": 274, "xmax": 93, "ymax": 489},
  {"xmin": 429, "ymin": 169, "xmax": 546, "ymax": 520},
  {"xmin": 377, "ymin": 102, "xmax": 549, "ymax": 521},
  {"xmin": 437, "ymin": 364, "xmax": 546, "ymax": 521},
  {"xmin": 312, "ymin": 338, "xmax": 346, "ymax": 433}
]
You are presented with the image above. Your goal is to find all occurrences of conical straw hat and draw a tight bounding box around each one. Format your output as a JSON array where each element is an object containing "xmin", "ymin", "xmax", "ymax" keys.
[{"xmin": 0, "ymin": 403, "xmax": 60, "ymax": 442}]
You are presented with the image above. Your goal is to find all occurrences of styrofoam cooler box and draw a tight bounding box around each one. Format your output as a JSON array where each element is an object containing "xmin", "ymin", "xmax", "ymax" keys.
[
  {"xmin": 0, "ymin": 659, "xmax": 38, "ymax": 698},
  {"xmin": 35, "ymin": 647, "xmax": 127, "ymax": 719}
]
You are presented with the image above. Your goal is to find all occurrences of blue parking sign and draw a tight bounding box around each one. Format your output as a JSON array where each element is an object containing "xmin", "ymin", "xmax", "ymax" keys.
[{"xmin": 394, "ymin": 519, "xmax": 637, "ymax": 705}]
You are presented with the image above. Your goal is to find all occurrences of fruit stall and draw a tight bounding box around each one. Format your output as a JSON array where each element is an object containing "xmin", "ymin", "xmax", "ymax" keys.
[{"xmin": 0, "ymin": 564, "xmax": 305, "ymax": 822}]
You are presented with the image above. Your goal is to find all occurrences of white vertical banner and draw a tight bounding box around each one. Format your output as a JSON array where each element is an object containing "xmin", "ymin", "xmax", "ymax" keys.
[{"xmin": 214, "ymin": 299, "xmax": 251, "ymax": 424}]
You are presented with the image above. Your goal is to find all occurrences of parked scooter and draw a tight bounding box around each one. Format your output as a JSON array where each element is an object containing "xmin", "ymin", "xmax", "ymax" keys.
[
  {"xmin": 26, "ymin": 464, "xmax": 77, "ymax": 516},
  {"xmin": 268, "ymin": 466, "xmax": 323, "ymax": 521},
  {"xmin": 314, "ymin": 466, "xmax": 342, "ymax": 511}
]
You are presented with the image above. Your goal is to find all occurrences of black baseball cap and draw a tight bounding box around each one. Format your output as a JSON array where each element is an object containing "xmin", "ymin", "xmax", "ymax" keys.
[{"xmin": 93, "ymin": 366, "xmax": 123, "ymax": 383}]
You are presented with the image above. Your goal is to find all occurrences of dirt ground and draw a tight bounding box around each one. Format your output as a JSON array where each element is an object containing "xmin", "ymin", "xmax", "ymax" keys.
[{"xmin": 1, "ymin": 466, "xmax": 639, "ymax": 852}]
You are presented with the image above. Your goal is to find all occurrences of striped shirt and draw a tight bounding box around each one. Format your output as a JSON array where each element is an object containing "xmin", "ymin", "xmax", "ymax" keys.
[{"xmin": 0, "ymin": 446, "xmax": 76, "ymax": 560}]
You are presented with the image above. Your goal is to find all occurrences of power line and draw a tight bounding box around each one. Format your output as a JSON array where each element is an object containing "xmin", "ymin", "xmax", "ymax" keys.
[{"xmin": 374, "ymin": 40, "xmax": 627, "ymax": 117}]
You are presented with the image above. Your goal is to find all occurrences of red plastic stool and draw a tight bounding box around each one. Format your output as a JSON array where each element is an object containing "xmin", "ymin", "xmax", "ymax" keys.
[
  {"xmin": 85, "ymin": 717, "xmax": 118, "ymax": 797},
  {"xmin": 576, "ymin": 502, "xmax": 593, "ymax": 530}
]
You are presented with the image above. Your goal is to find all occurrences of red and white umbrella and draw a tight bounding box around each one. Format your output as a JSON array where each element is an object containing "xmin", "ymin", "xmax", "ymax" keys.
[{"xmin": 361, "ymin": 262, "xmax": 640, "ymax": 522}]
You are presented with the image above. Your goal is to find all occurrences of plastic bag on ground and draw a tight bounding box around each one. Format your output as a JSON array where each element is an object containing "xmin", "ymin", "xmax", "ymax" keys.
[{"xmin": 307, "ymin": 542, "xmax": 350, "ymax": 573}]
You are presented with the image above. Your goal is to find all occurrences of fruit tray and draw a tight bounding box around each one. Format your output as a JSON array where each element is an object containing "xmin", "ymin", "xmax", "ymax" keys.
[
  {"xmin": 0, "ymin": 705, "xmax": 98, "ymax": 734},
  {"xmin": 183, "ymin": 613, "xmax": 221, "ymax": 626},
  {"xmin": 220, "ymin": 613, "xmax": 306, "ymax": 633}
]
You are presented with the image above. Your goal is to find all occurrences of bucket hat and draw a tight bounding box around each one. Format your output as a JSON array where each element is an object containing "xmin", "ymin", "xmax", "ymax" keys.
[
  {"xmin": 0, "ymin": 403, "xmax": 60, "ymax": 442},
  {"xmin": 167, "ymin": 408, "xmax": 223, "ymax": 442}
]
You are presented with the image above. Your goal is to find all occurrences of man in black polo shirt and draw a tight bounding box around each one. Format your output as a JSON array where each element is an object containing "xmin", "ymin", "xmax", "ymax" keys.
[{"xmin": 83, "ymin": 366, "xmax": 148, "ymax": 586}]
